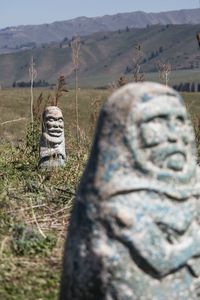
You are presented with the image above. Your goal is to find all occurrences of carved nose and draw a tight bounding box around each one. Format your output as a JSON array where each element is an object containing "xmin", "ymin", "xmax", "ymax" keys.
[
  {"xmin": 167, "ymin": 126, "xmax": 178, "ymax": 142},
  {"xmin": 168, "ymin": 134, "xmax": 177, "ymax": 142}
]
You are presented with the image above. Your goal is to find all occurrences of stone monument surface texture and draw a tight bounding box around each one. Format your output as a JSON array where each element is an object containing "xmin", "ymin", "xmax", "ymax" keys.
[
  {"xmin": 60, "ymin": 82, "xmax": 200, "ymax": 300},
  {"xmin": 39, "ymin": 106, "xmax": 66, "ymax": 169}
]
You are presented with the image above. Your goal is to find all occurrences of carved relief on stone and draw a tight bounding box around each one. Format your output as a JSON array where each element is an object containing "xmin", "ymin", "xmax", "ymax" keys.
[
  {"xmin": 39, "ymin": 106, "xmax": 66, "ymax": 169},
  {"xmin": 60, "ymin": 82, "xmax": 200, "ymax": 300}
]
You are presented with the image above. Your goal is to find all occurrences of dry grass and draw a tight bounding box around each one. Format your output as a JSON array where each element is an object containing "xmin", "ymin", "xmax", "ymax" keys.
[
  {"xmin": 0, "ymin": 135, "xmax": 88, "ymax": 299},
  {"xmin": 0, "ymin": 87, "xmax": 109, "ymax": 142},
  {"xmin": 0, "ymin": 88, "xmax": 199, "ymax": 299},
  {"xmin": 0, "ymin": 87, "xmax": 108, "ymax": 299}
]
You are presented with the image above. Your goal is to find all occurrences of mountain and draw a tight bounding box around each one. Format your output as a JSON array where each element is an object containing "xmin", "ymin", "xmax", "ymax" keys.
[
  {"xmin": 0, "ymin": 8, "xmax": 200, "ymax": 53},
  {"xmin": 0, "ymin": 24, "xmax": 200, "ymax": 87}
]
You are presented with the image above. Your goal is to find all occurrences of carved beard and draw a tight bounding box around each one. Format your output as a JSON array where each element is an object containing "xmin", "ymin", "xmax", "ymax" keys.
[{"xmin": 43, "ymin": 131, "xmax": 63, "ymax": 146}]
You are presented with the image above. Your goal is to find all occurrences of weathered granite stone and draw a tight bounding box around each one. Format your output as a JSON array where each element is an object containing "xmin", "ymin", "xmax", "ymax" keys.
[
  {"xmin": 39, "ymin": 106, "xmax": 66, "ymax": 169},
  {"xmin": 60, "ymin": 82, "xmax": 200, "ymax": 300}
]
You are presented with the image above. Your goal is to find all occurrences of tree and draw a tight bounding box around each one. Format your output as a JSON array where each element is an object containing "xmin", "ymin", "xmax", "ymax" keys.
[{"xmin": 191, "ymin": 82, "xmax": 195, "ymax": 92}]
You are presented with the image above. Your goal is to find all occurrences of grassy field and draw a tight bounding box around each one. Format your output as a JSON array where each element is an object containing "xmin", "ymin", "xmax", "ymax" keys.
[
  {"xmin": 75, "ymin": 69, "xmax": 200, "ymax": 89},
  {"xmin": 0, "ymin": 87, "xmax": 199, "ymax": 141},
  {"xmin": 0, "ymin": 87, "xmax": 200, "ymax": 299},
  {"xmin": 0, "ymin": 87, "xmax": 109, "ymax": 300},
  {"xmin": 0, "ymin": 88, "xmax": 109, "ymax": 142}
]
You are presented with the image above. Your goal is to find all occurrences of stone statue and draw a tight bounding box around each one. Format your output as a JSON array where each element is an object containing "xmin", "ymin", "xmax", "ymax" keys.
[
  {"xmin": 39, "ymin": 106, "xmax": 66, "ymax": 169},
  {"xmin": 60, "ymin": 82, "xmax": 200, "ymax": 300}
]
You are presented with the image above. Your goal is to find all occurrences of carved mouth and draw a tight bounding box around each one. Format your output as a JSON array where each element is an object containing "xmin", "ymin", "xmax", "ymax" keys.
[
  {"xmin": 48, "ymin": 129, "xmax": 63, "ymax": 137},
  {"xmin": 165, "ymin": 150, "xmax": 185, "ymax": 158},
  {"xmin": 151, "ymin": 147, "xmax": 187, "ymax": 171},
  {"xmin": 165, "ymin": 151, "xmax": 186, "ymax": 171}
]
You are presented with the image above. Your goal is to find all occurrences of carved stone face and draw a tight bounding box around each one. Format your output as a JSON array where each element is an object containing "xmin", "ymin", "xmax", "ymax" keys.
[
  {"xmin": 60, "ymin": 83, "xmax": 200, "ymax": 300},
  {"xmin": 44, "ymin": 107, "xmax": 64, "ymax": 139},
  {"xmin": 133, "ymin": 94, "xmax": 196, "ymax": 183},
  {"xmin": 39, "ymin": 106, "xmax": 66, "ymax": 169}
]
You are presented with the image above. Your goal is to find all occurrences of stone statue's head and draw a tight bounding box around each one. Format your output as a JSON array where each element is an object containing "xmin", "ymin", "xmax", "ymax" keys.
[
  {"xmin": 39, "ymin": 106, "xmax": 66, "ymax": 169},
  {"xmin": 81, "ymin": 82, "xmax": 198, "ymax": 199},
  {"xmin": 126, "ymin": 83, "xmax": 196, "ymax": 184},
  {"xmin": 42, "ymin": 106, "xmax": 64, "ymax": 144}
]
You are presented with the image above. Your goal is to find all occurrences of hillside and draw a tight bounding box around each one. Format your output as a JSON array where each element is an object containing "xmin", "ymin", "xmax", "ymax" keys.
[
  {"xmin": 0, "ymin": 8, "xmax": 200, "ymax": 53},
  {"xmin": 0, "ymin": 24, "xmax": 200, "ymax": 87}
]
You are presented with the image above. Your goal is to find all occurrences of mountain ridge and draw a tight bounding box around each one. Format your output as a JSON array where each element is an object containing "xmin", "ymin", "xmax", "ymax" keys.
[
  {"xmin": 0, "ymin": 24, "xmax": 200, "ymax": 87},
  {"xmin": 1, "ymin": 8, "xmax": 200, "ymax": 53}
]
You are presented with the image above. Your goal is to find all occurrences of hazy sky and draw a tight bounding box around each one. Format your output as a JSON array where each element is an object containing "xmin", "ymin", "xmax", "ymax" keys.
[{"xmin": 0, "ymin": 0, "xmax": 199, "ymax": 29}]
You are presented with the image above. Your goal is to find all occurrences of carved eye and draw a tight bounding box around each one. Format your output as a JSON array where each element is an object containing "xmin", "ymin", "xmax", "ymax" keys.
[
  {"xmin": 175, "ymin": 115, "xmax": 185, "ymax": 125},
  {"xmin": 141, "ymin": 121, "xmax": 167, "ymax": 147},
  {"xmin": 47, "ymin": 117, "xmax": 54, "ymax": 122},
  {"xmin": 146, "ymin": 115, "xmax": 167, "ymax": 123}
]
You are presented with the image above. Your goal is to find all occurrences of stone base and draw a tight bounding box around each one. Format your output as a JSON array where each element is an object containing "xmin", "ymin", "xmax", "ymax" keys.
[{"xmin": 38, "ymin": 156, "xmax": 65, "ymax": 170}]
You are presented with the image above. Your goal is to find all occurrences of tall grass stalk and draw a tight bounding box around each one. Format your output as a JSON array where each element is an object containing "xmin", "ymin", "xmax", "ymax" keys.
[
  {"xmin": 71, "ymin": 37, "xmax": 81, "ymax": 144},
  {"xmin": 29, "ymin": 56, "xmax": 37, "ymax": 129},
  {"xmin": 132, "ymin": 44, "xmax": 144, "ymax": 82},
  {"xmin": 156, "ymin": 60, "xmax": 171, "ymax": 86}
]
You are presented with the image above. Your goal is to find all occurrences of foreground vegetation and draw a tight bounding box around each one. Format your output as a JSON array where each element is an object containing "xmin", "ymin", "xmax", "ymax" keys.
[
  {"xmin": 0, "ymin": 88, "xmax": 107, "ymax": 300},
  {"xmin": 0, "ymin": 88, "xmax": 200, "ymax": 299}
]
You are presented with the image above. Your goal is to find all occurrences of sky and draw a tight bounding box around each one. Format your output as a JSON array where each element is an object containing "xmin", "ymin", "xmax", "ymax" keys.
[{"xmin": 0, "ymin": 0, "xmax": 199, "ymax": 29}]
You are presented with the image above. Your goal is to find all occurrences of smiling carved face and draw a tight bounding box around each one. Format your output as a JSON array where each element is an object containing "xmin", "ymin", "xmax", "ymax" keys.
[
  {"xmin": 129, "ymin": 94, "xmax": 196, "ymax": 183},
  {"xmin": 44, "ymin": 107, "xmax": 64, "ymax": 138}
]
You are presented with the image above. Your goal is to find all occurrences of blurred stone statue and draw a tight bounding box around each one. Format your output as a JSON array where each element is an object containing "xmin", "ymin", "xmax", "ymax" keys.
[
  {"xmin": 39, "ymin": 106, "xmax": 66, "ymax": 169},
  {"xmin": 60, "ymin": 82, "xmax": 200, "ymax": 300}
]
